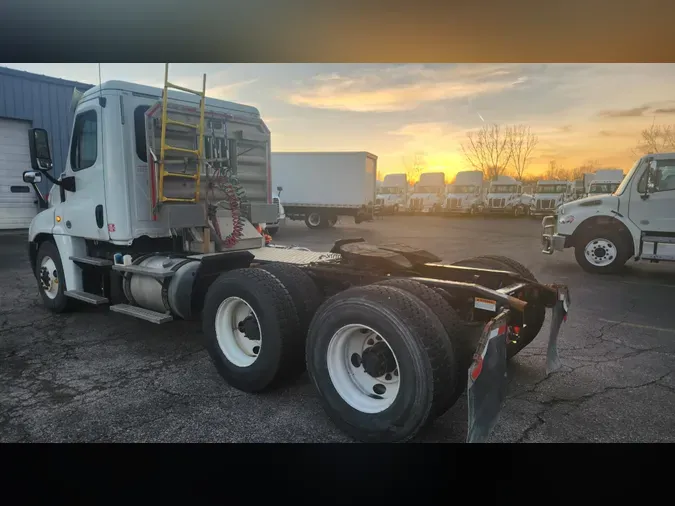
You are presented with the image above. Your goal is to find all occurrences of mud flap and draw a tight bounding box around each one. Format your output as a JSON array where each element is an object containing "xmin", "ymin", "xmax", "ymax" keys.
[
  {"xmin": 466, "ymin": 310, "xmax": 510, "ymax": 444},
  {"xmin": 545, "ymin": 285, "xmax": 570, "ymax": 376}
]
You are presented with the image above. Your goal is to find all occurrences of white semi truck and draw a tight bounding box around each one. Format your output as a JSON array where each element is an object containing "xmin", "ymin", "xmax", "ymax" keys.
[
  {"xmin": 445, "ymin": 170, "xmax": 484, "ymax": 215},
  {"xmin": 408, "ymin": 172, "xmax": 446, "ymax": 212},
  {"xmin": 543, "ymin": 154, "xmax": 675, "ymax": 273},
  {"xmin": 20, "ymin": 66, "xmax": 570, "ymax": 444},
  {"xmin": 482, "ymin": 175, "xmax": 532, "ymax": 216},
  {"xmin": 529, "ymin": 180, "xmax": 575, "ymax": 217},
  {"xmin": 375, "ymin": 173, "xmax": 408, "ymax": 214},
  {"xmin": 587, "ymin": 168, "xmax": 624, "ymax": 196},
  {"xmin": 270, "ymin": 152, "xmax": 377, "ymax": 230}
]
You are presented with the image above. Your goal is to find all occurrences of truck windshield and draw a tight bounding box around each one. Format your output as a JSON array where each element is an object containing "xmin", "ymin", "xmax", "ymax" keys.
[
  {"xmin": 614, "ymin": 158, "xmax": 641, "ymax": 195},
  {"xmin": 379, "ymin": 187, "xmax": 403, "ymax": 195},
  {"xmin": 490, "ymin": 185, "xmax": 518, "ymax": 193},
  {"xmin": 415, "ymin": 186, "xmax": 442, "ymax": 194},
  {"xmin": 448, "ymin": 185, "xmax": 476, "ymax": 194},
  {"xmin": 536, "ymin": 185, "xmax": 568, "ymax": 194},
  {"xmin": 589, "ymin": 183, "xmax": 620, "ymax": 194}
]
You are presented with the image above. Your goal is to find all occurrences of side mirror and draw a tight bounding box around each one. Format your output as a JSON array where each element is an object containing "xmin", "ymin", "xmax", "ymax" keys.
[
  {"xmin": 277, "ymin": 186, "xmax": 283, "ymax": 192},
  {"xmin": 28, "ymin": 128, "xmax": 53, "ymax": 172},
  {"xmin": 23, "ymin": 170, "xmax": 43, "ymax": 184}
]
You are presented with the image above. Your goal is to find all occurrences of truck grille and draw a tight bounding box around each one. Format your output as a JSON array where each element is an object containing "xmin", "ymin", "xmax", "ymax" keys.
[
  {"xmin": 376, "ymin": 198, "xmax": 384, "ymax": 206},
  {"xmin": 409, "ymin": 198, "xmax": 423, "ymax": 210},
  {"xmin": 447, "ymin": 198, "xmax": 460, "ymax": 209},
  {"xmin": 489, "ymin": 198, "xmax": 505, "ymax": 208},
  {"xmin": 536, "ymin": 199, "xmax": 555, "ymax": 210}
]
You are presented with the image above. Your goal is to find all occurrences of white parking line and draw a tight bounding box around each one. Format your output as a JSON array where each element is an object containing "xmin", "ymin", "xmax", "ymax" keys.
[{"xmin": 598, "ymin": 319, "xmax": 675, "ymax": 334}]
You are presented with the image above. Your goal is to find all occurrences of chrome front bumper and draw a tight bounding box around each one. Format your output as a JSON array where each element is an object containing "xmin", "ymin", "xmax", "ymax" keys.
[{"xmin": 541, "ymin": 215, "xmax": 566, "ymax": 255}]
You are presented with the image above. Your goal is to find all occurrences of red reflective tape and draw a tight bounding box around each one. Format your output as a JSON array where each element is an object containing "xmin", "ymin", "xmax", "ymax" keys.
[{"xmin": 471, "ymin": 356, "xmax": 484, "ymax": 381}]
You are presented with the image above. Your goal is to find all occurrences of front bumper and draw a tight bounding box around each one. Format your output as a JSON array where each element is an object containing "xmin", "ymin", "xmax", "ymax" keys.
[{"xmin": 541, "ymin": 216, "xmax": 567, "ymax": 254}]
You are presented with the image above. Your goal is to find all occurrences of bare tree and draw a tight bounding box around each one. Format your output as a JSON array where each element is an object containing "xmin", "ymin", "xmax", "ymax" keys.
[
  {"xmin": 460, "ymin": 124, "xmax": 513, "ymax": 180},
  {"xmin": 544, "ymin": 160, "xmax": 569, "ymax": 180},
  {"xmin": 402, "ymin": 151, "xmax": 427, "ymax": 184},
  {"xmin": 633, "ymin": 121, "xmax": 675, "ymax": 155},
  {"xmin": 508, "ymin": 125, "xmax": 538, "ymax": 181},
  {"xmin": 569, "ymin": 160, "xmax": 599, "ymax": 180}
]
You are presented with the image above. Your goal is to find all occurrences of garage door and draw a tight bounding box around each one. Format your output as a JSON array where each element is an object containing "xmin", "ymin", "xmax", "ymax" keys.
[{"xmin": 0, "ymin": 118, "xmax": 38, "ymax": 229}]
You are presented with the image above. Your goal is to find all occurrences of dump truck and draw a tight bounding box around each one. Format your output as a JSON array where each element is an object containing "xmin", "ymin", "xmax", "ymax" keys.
[
  {"xmin": 21, "ymin": 65, "xmax": 570, "ymax": 443},
  {"xmin": 270, "ymin": 152, "xmax": 377, "ymax": 230}
]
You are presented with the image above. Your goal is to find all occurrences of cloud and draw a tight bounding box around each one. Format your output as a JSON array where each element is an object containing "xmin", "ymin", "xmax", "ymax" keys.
[
  {"xmin": 598, "ymin": 105, "xmax": 649, "ymax": 118},
  {"xmin": 286, "ymin": 65, "xmax": 528, "ymax": 112},
  {"xmin": 654, "ymin": 107, "xmax": 675, "ymax": 115}
]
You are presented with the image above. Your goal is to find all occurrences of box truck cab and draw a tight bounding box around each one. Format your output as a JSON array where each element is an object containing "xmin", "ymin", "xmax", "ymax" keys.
[
  {"xmin": 408, "ymin": 172, "xmax": 446, "ymax": 212},
  {"xmin": 375, "ymin": 173, "xmax": 408, "ymax": 214},
  {"xmin": 445, "ymin": 170, "xmax": 484, "ymax": 215},
  {"xmin": 483, "ymin": 175, "xmax": 530, "ymax": 216},
  {"xmin": 542, "ymin": 154, "xmax": 675, "ymax": 273},
  {"xmin": 587, "ymin": 169, "xmax": 624, "ymax": 197},
  {"xmin": 530, "ymin": 180, "xmax": 574, "ymax": 217}
]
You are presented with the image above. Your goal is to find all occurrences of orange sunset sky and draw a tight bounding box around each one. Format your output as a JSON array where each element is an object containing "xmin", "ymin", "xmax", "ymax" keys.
[{"xmin": 4, "ymin": 63, "xmax": 675, "ymax": 181}]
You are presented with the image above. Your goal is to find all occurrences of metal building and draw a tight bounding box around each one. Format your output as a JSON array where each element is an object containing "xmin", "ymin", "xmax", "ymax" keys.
[{"xmin": 0, "ymin": 66, "xmax": 92, "ymax": 229}]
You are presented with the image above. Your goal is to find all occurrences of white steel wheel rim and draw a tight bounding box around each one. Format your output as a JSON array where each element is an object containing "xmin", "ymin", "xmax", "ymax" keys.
[
  {"xmin": 39, "ymin": 256, "xmax": 59, "ymax": 299},
  {"xmin": 308, "ymin": 213, "xmax": 322, "ymax": 226},
  {"xmin": 326, "ymin": 324, "xmax": 401, "ymax": 414},
  {"xmin": 215, "ymin": 296, "xmax": 262, "ymax": 367},
  {"xmin": 584, "ymin": 238, "xmax": 617, "ymax": 267}
]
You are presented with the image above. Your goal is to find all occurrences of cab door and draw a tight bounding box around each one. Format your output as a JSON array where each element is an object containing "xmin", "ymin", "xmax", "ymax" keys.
[
  {"xmin": 58, "ymin": 100, "xmax": 109, "ymax": 241},
  {"xmin": 628, "ymin": 158, "xmax": 675, "ymax": 233}
]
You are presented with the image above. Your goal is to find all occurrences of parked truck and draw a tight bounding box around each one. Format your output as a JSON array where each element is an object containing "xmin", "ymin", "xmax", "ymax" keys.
[
  {"xmin": 482, "ymin": 175, "xmax": 532, "ymax": 216},
  {"xmin": 408, "ymin": 172, "xmax": 446, "ymax": 212},
  {"xmin": 270, "ymin": 152, "xmax": 377, "ymax": 230},
  {"xmin": 543, "ymin": 154, "xmax": 675, "ymax": 273},
  {"xmin": 529, "ymin": 180, "xmax": 575, "ymax": 217},
  {"xmin": 444, "ymin": 170, "xmax": 484, "ymax": 215},
  {"xmin": 20, "ymin": 66, "xmax": 570, "ymax": 444},
  {"xmin": 587, "ymin": 168, "xmax": 623, "ymax": 196},
  {"xmin": 375, "ymin": 173, "xmax": 408, "ymax": 214}
]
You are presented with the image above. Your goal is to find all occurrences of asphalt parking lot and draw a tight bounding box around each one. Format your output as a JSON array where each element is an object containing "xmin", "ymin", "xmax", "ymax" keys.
[{"xmin": 2, "ymin": 215, "xmax": 675, "ymax": 443}]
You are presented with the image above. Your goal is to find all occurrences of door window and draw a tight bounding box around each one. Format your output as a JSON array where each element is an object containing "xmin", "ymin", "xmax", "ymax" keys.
[
  {"xmin": 70, "ymin": 110, "xmax": 98, "ymax": 171},
  {"xmin": 637, "ymin": 159, "xmax": 675, "ymax": 193}
]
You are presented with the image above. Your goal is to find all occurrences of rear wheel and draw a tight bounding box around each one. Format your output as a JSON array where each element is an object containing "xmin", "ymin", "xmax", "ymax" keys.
[
  {"xmin": 266, "ymin": 226, "xmax": 279, "ymax": 237},
  {"xmin": 305, "ymin": 212, "xmax": 325, "ymax": 229},
  {"xmin": 306, "ymin": 285, "xmax": 454, "ymax": 442},
  {"xmin": 327, "ymin": 215, "xmax": 338, "ymax": 227},
  {"xmin": 35, "ymin": 241, "xmax": 72, "ymax": 313},
  {"xmin": 202, "ymin": 268, "xmax": 303, "ymax": 392}
]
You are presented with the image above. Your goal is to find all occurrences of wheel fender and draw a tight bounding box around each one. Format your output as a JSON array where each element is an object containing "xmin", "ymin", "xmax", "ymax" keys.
[
  {"xmin": 571, "ymin": 215, "xmax": 637, "ymax": 256},
  {"xmin": 51, "ymin": 235, "xmax": 88, "ymax": 292},
  {"xmin": 28, "ymin": 208, "xmax": 55, "ymax": 242}
]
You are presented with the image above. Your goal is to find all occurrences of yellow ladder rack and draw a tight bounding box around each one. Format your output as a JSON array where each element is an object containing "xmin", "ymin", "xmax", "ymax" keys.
[{"xmin": 157, "ymin": 63, "xmax": 206, "ymax": 204}]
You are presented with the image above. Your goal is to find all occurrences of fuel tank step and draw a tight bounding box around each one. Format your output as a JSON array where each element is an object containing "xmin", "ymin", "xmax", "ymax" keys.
[
  {"xmin": 64, "ymin": 290, "xmax": 109, "ymax": 305},
  {"xmin": 111, "ymin": 264, "xmax": 176, "ymax": 280},
  {"xmin": 109, "ymin": 304, "xmax": 173, "ymax": 324},
  {"xmin": 69, "ymin": 256, "xmax": 113, "ymax": 267}
]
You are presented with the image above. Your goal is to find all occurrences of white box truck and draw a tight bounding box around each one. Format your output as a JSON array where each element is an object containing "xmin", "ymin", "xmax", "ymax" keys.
[
  {"xmin": 375, "ymin": 173, "xmax": 408, "ymax": 214},
  {"xmin": 543, "ymin": 154, "xmax": 675, "ymax": 273},
  {"xmin": 408, "ymin": 172, "xmax": 446, "ymax": 213},
  {"xmin": 587, "ymin": 168, "xmax": 623, "ymax": 196},
  {"xmin": 445, "ymin": 170, "xmax": 484, "ymax": 215},
  {"xmin": 271, "ymin": 152, "xmax": 377, "ymax": 229}
]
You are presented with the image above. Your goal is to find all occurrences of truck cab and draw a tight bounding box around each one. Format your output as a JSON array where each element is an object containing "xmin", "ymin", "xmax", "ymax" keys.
[
  {"xmin": 445, "ymin": 170, "xmax": 484, "ymax": 215},
  {"xmin": 542, "ymin": 154, "xmax": 675, "ymax": 273},
  {"xmin": 530, "ymin": 180, "xmax": 574, "ymax": 217},
  {"xmin": 483, "ymin": 176, "xmax": 530, "ymax": 216},
  {"xmin": 375, "ymin": 173, "xmax": 408, "ymax": 214},
  {"xmin": 408, "ymin": 172, "xmax": 446, "ymax": 213}
]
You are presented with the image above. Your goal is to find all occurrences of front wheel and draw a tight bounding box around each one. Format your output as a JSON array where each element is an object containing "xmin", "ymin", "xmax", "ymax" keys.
[
  {"xmin": 575, "ymin": 231, "xmax": 630, "ymax": 274},
  {"xmin": 513, "ymin": 206, "xmax": 523, "ymax": 217},
  {"xmin": 35, "ymin": 241, "xmax": 72, "ymax": 313},
  {"xmin": 393, "ymin": 204, "xmax": 399, "ymax": 214}
]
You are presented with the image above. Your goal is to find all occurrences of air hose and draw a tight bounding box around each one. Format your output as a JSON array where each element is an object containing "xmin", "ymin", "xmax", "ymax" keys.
[{"xmin": 207, "ymin": 163, "xmax": 246, "ymax": 248}]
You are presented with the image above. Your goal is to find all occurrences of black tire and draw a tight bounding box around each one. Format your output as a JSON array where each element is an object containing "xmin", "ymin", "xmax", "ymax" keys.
[
  {"xmin": 35, "ymin": 240, "xmax": 72, "ymax": 313},
  {"xmin": 202, "ymin": 268, "xmax": 303, "ymax": 393},
  {"xmin": 259, "ymin": 263, "xmax": 323, "ymax": 337},
  {"xmin": 574, "ymin": 229, "xmax": 630, "ymax": 274},
  {"xmin": 468, "ymin": 255, "xmax": 546, "ymax": 359},
  {"xmin": 306, "ymin": 284, "xmax": 454, "ymax": 442},
  {"xmin": 374, "ymin": 279, "xmax": 474, "ymax": 416},
  {"xmin": 305, "ymin": 212, "xmax": 325, "ymax": 229},
  {"xmin": 266, "ymin": 226, "xmax": 279, "ymax": 237},
  {"xmin": 327, "ymin": 215, "xmax": 338, "ymax": 227}
]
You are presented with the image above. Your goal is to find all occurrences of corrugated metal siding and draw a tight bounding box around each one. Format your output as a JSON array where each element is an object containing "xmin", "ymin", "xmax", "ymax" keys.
[{"xmin": 0, "ymin": 67, "xmax": 93, "ymax": 193}]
